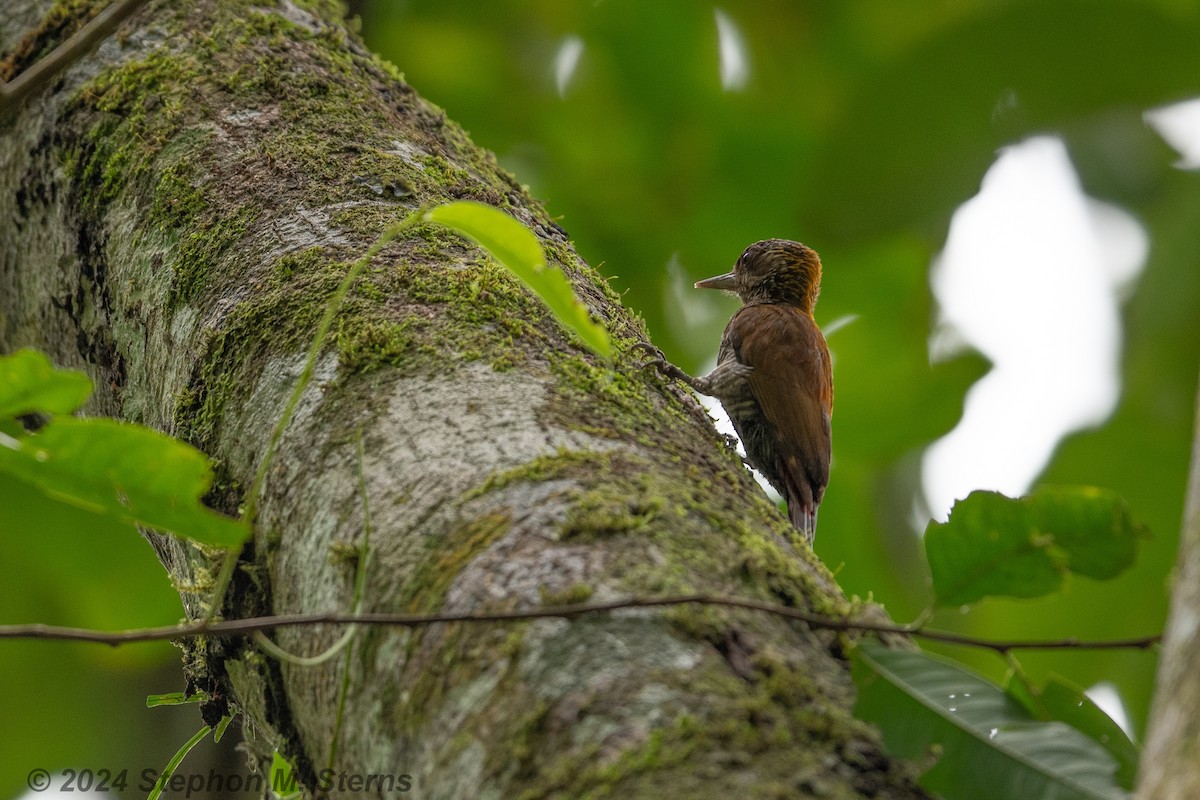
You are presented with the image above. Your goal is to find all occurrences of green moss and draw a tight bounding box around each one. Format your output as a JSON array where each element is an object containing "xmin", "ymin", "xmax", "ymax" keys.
[
  {"xmin": 462, "ymin": 433, "xmax": 834, "ymax": 621},
  {"xmin": 67, "ymin": 45, "xmax": 201, "ymax": 209},
  {"xmin": 66, "ymin": 2, "xmax": 413, "ymax": 297},
  {"xmin": 398, "ymin": 511, "xmax": 511, "ymax": 614},
  {"xmin": 66, "ymin": 0, "xmax": 592, "ymax": 406},
  {"xmin": 335, "ymin": 315, "xmax": 431, "ymax": 373},
  {"xmin": 149, "ymin": 135, "xmax": 211, "ymax": 229},
  {"xmin": 578, "ymin": 717, "xmax": 702, "ymax": 794},
  {"xmin": 171, "ymin": 564, "xmax": 216, "ymax": 597},
  {"xmin": 170, "ymin": 203, "xmax": 260, "ymax": 307},
  {"xmin": 497, "ymin": 697, "xmax": 581, "ymax": 792},
  {"xmin": 561, "ymin": 480, "xmax": 663, "ymax": 539},
  {"xmin": 272, "ymin": 246, "xmax": 329, "ymax": 280},
  {"xmin": 539, "ymin": 583, "xmax": 594, "ymax": 606},
  {"xmin": 663, "ymin": 604, "xmax": 731, "ymax": 645},
  {"xmin": 330, "ymin": 204, "xmax": 412, "ymax": 240},
  {"xmin": 542, "ymin": 653, "xmax": 870, "ymax": 798},
  {"xmin": 171, "ymin": 228, "xmax": 573, "ymax": 447},
  {"xmin": 466, "ymin": 448, "xmax": 614, "ymax": 500},
  {"xmin": 172, "ymin": 252, "xmax": 336, "ymax": 447},
  {"xmin": 327, "ymin": 539, "xmax": 360, "ymax": 572},
  {"xmin": 0, "ymin": 0, "xmax": 108, "ymax": 81},
  {"xmin": 489, "ymin": 349, "xmax": 526, "ymax": 371},
  {"xmin": 420, "ymin": 154, "xmax": 474, "ymax": 195},
  {"xmin": 494, "ymin": 650, "xmax": 845, "ymax": 800},
  {"xmin": 541, "ymin": 347, "xmax": 694, "ymax": 449}
]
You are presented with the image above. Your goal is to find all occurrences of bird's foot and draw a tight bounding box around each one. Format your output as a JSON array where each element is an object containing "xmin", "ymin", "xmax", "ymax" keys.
[
  {"xmin": 725, "ymin": 437, "xmax": 749, "ymax": 458},
  {"xmin": 632, "ymin": 342, "xmax": 694, "ymax": 385}
]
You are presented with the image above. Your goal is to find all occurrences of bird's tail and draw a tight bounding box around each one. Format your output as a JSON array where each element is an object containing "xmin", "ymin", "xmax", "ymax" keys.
[
  {"xmin": 788, "ymin": 497, "xmax": 817, "ymax": 545},
  {"xmin": 781, "ymin": 462, "xmax": 819, "ymax": 544}
]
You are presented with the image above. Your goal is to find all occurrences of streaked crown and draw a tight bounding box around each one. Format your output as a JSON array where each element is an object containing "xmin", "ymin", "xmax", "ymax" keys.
[{"xmin": 733, "ymin": 239, "xmax": 822, "ymax": 310}]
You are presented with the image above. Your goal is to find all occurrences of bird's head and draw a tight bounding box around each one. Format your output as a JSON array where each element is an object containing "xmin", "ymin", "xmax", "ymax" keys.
[{"xmin": 695, "ymin": 239, "xmax": 822, "ymax": 312}]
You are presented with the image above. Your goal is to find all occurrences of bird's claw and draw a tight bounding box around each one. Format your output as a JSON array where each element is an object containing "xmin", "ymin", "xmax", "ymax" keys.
[
  {"xmin": 631, "ymin": 341, "xmax": 665, "ymax": 361},
  {"xmin": 632, "ymin": 342, "xmax": 691, "ymax": 384}
]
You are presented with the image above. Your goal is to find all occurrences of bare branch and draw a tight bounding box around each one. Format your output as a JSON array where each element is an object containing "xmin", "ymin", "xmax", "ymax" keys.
[
  {"xmin": 0, "ymin": 594, "xmax": 1161, "ymax": 653},
  {"xmin": 0, "ymin": 0, "xmax": 150, "ymax": 118}
]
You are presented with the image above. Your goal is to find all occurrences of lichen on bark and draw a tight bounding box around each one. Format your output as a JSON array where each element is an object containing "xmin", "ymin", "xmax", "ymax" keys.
[{"xmin": 0, "ymin": 1, "xmax": 927, "ymax": 797}]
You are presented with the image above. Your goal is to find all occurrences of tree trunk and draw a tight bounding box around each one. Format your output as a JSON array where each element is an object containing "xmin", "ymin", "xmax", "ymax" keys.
[
  {"xmin": 1137, "ymin": 368, "xmax": 1200, "ymax": 800},
  {"xmin": 0, "ymin": 2, "xmax": 925, "ymax": 797}
]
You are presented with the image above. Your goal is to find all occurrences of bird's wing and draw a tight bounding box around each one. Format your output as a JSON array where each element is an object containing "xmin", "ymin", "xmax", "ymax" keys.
[{"xmin": 728, "ymin": 305, "xmax": 833, "ymax": 507}]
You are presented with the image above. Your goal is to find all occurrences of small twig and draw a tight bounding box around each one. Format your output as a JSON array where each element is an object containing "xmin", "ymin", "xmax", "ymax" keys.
[
  {"xmin": 0, "ymin": 0, "xmax": 150, "ymax": 118},
  {"xmin": 252, "ymin": 627, "xmax": 356, "ymax": 667},
  {"xmin": 326, "ymin": 429, "xmax": 373, "ymax": 771},
  {"xmin": 0, "ymin": 594, "xmax": 1162, "ymax": 653}
]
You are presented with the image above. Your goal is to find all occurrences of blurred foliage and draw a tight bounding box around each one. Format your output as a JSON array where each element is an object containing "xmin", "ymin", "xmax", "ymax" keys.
[
  {"xmin": 4, "ymin": 0, "xmax": 1200, "ymax": 792},
  {"xmin": 0, "ymin": 471, "xmax": 213, "ymax": 797},
  {"xmin": 0, "ymin": 350, "xmax": 251, "ymax": 795},
  {"xmin": 356, "ymin": 0, "xmax": 1200, "ymax": 735}
]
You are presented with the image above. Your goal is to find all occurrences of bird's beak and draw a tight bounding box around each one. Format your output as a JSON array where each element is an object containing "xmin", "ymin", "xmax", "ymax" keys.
[{"xmin": 694, "ymin": 271, "xmax": 737, "ymax": 291}]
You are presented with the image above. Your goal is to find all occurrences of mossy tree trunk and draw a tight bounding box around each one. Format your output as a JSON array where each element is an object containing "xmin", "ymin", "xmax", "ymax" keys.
[{"xmin": 0, "ymin": 2, "xmax": 925, "ymax": 797}]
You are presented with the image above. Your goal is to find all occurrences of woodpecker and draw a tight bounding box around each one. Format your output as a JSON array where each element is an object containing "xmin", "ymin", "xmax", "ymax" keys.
[{"xmin": 640, "ymin": 239, "xmax": 833, "ymax": 542}]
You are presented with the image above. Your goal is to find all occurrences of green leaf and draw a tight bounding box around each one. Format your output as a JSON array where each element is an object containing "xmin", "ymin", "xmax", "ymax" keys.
[
  {"xmin": 425, "ymin": 200, "xmax": 612, "ymax": 357},
  {"xmin": 924, "ymin": 487, "xmax": 1146, "ymax": 606},
  {"xmin": 926, "ymin": 491, "xmax": 1061, "ymax": 605},
  {"xmin": 853, "ymin": 641, "xmax": 1128, "ymax": 800},
  {"xmin": 1006, "ymin": 673, "xmax": 1139, "ymax": 790},
  {"xmin": 0, "ymin": 348, "xmax": 93, "ymax": 418},
  {"xmin": 0, "ymin": 417, "xmax": 247, "ymax": 547},
  {"xmin": 270, "ymin": 751, "xmax": 303, "ymax": 800},
  {"xmin": 146, "ymin": 691, "xmax": 206, "ymax": 708},
  {"xmin": 213, "ymin": 713, "xmax": 235, "ymax": 744},
  {"xmin": 1027, "ymin": 488, "xmax": 1145, "ymax": 581},
  {"xmin": 147, "ymin": 724, "xmax": 211, "ymax": 800}
]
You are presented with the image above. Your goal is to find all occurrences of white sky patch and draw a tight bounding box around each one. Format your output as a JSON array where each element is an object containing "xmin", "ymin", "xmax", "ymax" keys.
[
  {"xmin": 1086, "ymin": 682, "xmax": 1134, "ymax": 738},
  {"xmin": 714, "ymin": 9, "xmax": 749, "ymax": 91},
  {"xmin": 16, "ymin": 788, "xmax": 106, "ymax": 800},
  {"xmin": 1146, "ymin": 96, "xmax": 1200, "ymax": 169},
  {"xmin": 922, "ymin": 136, "xmax": 1147, "ymax": 521},
  {"xmin": 554, "ymin": 35, "xmax": 585, "ymax": 98}
]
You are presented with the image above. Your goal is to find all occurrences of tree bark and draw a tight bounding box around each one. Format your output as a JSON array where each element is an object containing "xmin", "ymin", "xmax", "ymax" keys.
[
  {"xmin": 1138, "ymin": 367, "xmax": 1200, "ymax": 800},
  {"xmin": 1, "ymin": 1, "xmax": 925, "ymax": 797}
]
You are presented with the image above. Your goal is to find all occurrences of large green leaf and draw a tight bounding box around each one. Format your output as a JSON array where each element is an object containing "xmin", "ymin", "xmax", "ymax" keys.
[
  {"xmin": 0, "ymin": 349, "xmax": 93, "ymax": 418},
  {"xmin": 925, "ymin": 487, "xmax": 1146, "ymax": 607},
  {"xmin": 1006, "ymin": 673, "xmax": 1139, "ymax": 790},
  {"xmin": 853, "ymin": 642, "xmax": 1127, "ymax": 800},
  {"xmin": 0, "ymin": 417, "xmax": 246, "ymax": 547},
  {"xmin": 426, "ymin": 200, "xmax": 612, "ymax": 357}
]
